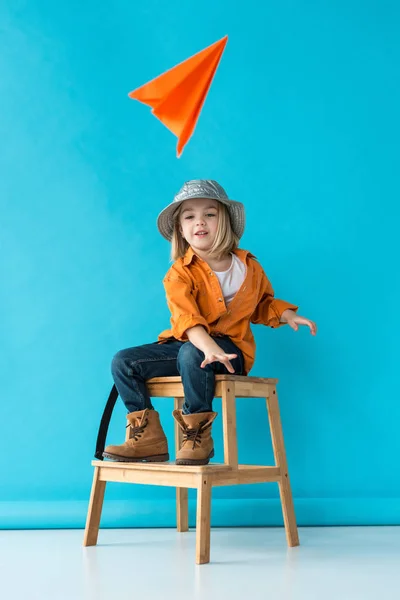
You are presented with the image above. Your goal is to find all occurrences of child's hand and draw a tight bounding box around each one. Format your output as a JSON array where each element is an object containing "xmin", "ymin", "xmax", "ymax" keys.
[
  {"xmin": 281, "ymin": 310, "xmax": 317, "ymax": 335},
  {"xmin": 201, "ymin": 351, "xmax": 238, "ymax": 373}
]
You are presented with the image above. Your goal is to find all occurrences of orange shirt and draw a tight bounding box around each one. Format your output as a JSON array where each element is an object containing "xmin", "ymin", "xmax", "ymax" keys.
[{"xmin": 158, "ymin": 247, "xmax": 298, "ymax": 374}]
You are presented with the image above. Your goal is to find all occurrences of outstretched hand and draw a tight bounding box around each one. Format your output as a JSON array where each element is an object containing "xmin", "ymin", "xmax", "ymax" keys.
[
  {"xmin": 282, "ymin": 310, "xmax": 317, "ymax": 335},
  {"xmin": 201, "ymin": 350, "xmax": 238, "ymax": 373}
]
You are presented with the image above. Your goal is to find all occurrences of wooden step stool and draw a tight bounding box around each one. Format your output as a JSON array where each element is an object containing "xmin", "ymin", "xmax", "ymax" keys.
[{"xmin": 83, "ymin": 375, "xmax": 299, "ymax": 564}]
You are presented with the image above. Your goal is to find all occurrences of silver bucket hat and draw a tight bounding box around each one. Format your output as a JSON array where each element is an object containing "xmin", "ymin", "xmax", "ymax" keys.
[{"xmin": 157, "ymin": 179, "xmax": 245, "ymax": 241}]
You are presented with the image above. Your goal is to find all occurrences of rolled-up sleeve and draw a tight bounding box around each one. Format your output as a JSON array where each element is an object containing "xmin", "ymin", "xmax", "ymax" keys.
[
  {"xmin": 251, "ymin": 270, "xmax": 298, "ymax": 328},
  {"xmin": 163, "ymin": 273, "xmax": 210, "ymax": 340}
]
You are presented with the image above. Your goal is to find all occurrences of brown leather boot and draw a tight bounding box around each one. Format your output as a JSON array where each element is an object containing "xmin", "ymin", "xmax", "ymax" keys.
[
  {"xmin": 103, "ymin": 409, "xmax": 169, "ymax": 462},
  {"xmin": 173, "ymin": 410, "xmax": 217, "ymax": 466}
]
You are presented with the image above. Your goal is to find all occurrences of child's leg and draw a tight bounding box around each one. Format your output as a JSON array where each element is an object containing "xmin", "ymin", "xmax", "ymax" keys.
[
  {"xmin": 173, "ymin": 336, "xmax": 244, "ymax": 465},
  {"xmin": 176, "ymin": 336, "xmax": 244, "ymax": 414},
  {"xmin": 111, "ymin": 340, "xmax": 183, "ymax": 412},
  {"xmin": 104, "ymin": 340, "xmax": 184, "ymax": 462}
]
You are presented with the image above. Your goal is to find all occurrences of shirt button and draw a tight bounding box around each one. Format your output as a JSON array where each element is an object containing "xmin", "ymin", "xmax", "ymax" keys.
[
  {"xmin": 209, "ymin": 272, "xmax": 213, "ymax": 276},
  {"xmin": 218, "ymin": 298, "xmax": 223, "ymax": 302}
]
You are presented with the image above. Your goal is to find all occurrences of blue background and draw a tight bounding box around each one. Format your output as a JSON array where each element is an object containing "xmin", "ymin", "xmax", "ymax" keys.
[{"xmin": 1, "ymin": 0, "xmax": 399, "ymax": 528}]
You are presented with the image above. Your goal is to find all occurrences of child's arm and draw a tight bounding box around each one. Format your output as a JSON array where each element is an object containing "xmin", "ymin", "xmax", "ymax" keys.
[
  {"xmin": 251, "ymin": 270, "xmax": 298, "ymax": 328},
  {"xmin": 163, "ymin": 270, "xmax": 210, "ymax": 340},
  {"xmin": 252, "ymin": 268, "xmax": 317, "ymax": 335},
  {"xmin": 186, "ymin": 325, "xmax": 237, "ymax": 373},
  {"xmin": 163, "ymin": 267, "xmax": 237, "ymax": 372}
]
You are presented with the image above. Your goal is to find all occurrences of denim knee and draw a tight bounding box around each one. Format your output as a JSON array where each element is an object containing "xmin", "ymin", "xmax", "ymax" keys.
[
  {"xmin": 177, "ymin": 342, "xmax": 203, "ymax": 371},
  {"xmin": 111, "ymin": 351, "xmax": 124, "ymax": 379},
  {"xmin": 111, "ymin": 349, "xmax": 138, "ymax": 378}
]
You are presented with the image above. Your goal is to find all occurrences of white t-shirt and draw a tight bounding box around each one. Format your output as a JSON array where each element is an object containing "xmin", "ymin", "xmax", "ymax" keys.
[{"xmin": 214, "ymin": 253, "xmax": 247, "ymax": 305}]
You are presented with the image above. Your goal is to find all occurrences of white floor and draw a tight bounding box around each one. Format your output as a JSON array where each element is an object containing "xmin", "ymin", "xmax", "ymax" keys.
[{"xmin": 1, "ymin": 527, "xmax": 399, "ymax": 600}]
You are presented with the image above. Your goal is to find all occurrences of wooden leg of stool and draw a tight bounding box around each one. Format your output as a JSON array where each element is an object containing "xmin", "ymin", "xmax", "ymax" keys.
[
  {"xmin": 174, "ymin": 396, "xmax": 188, "ymax": 532},
  {"xmin": 221, "ymin": 381, "xmax": 238, "ymax": 468},
  {"xmin": 266, "ymin": 387, "xmax": 300, "ymax": 547},
  {"xmin": 177, "ymin": 488, "xmax": 189, "ymax": 532},
  {"xmin": 83, "ymin": 466, "xmax": 106, "ymax": 547},
  {"xmin": 195, "ymin": 475, "xmax": 212, "ymax": 564}
]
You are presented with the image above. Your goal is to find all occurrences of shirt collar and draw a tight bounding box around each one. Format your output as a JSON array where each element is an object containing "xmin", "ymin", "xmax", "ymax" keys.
[
  {"xmin": 235, "ymin": 248, "xmax": 256, "ymax": 261},
  {"xmin": 182, "ymin": 247, "xmax": 255, "ymax": 266},
  {"xmin": 183, "ymin": 246, "xmax": 196, "ymax": 266}
]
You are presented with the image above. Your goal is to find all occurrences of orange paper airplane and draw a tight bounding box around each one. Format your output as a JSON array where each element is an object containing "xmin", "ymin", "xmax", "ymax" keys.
[{"xmin": 129, "ymin": 35, "xmax": 228, "ymax": 157}]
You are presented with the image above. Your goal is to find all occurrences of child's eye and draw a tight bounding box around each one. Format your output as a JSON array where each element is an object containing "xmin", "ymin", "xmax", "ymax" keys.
[{"xmin": 184, "ymin": 213, "xmax": 216, "ymax": 220}]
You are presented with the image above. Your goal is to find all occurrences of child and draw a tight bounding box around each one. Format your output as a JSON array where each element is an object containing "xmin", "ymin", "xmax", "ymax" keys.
[{"xmin": 103, "ymin": 179, "xmax": 317, "ymax": 465}]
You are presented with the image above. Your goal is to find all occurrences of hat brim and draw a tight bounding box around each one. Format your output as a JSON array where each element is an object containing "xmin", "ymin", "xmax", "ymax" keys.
[{"xmin": 157, "ymin": 197, "xmax": 245, "ymax": 242}]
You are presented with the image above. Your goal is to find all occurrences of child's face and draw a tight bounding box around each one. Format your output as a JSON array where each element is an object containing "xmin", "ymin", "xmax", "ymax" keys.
[{"xmin": 179, "ymin": 198, "xmax": 219, "ymax": 253}]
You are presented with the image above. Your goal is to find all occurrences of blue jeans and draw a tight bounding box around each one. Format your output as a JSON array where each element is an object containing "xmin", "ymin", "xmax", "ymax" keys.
[{"xmin": 111, "ymin": 336, "xmax": 244, "ymax": 414}]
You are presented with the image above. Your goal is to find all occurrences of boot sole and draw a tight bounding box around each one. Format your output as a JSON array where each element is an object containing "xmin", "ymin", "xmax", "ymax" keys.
[
  {"xmin": 175, "ymin": 449, "xmax": 214, "ymax": 466},
  {"xmin": 102, "ymin": 452, "xmax": 170, "ymax": 463}
]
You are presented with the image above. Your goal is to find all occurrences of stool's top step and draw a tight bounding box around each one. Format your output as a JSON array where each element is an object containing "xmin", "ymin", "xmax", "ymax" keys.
[{"xmin": 146, "ymin": 375, "xmax": 278, "ymax": 384}]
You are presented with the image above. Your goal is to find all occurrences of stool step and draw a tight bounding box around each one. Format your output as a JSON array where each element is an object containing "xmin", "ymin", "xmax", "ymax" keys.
[
  {"xmin": 146, "ymin": 375, "xmax": 278, "ymax": 398},
  {"xmin": 91, "ymin": 461, "xmax": 281, "ymax": 488},
  {"xmin": 147, "ymin": 375, "xmax": 278, "ymax": 384}
]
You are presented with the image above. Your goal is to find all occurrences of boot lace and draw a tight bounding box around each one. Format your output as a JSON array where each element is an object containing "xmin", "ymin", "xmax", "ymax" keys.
[
  {"xmin": 183, "ymin": 420, "xmax": 210, "ymax": 449},
  {"xmin": 126, "ymin": 419, "xmax": 148, "ymax": 441}
]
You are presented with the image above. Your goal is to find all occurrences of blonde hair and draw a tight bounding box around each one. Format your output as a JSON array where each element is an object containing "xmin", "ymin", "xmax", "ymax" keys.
[{"xmin": 170, "ymin": 201, "xmax": 239, "ymax": 261}]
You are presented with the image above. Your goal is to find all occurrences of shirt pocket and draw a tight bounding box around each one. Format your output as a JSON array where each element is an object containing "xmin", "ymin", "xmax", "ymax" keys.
[{"xmin": 193, "ymin": 281, "xmax": 211, "ymax": 317}]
